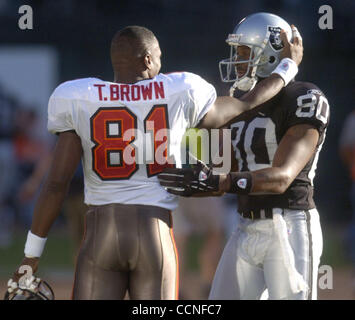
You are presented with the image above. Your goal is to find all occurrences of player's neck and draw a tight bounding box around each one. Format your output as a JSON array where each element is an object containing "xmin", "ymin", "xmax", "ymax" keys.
[{"xmin": 113, "ymin": 71, "xmax": 152, "ymax": 84}]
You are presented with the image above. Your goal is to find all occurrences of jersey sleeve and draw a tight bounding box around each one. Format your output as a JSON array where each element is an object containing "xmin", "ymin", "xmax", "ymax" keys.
[
  {"xmin": 47, "ymin": 84, "xmax": 75, "ymax": 134},
  {"xmin": 184, "ymin": 73, "xmax": 217, "ymax": 127},
  {"xmin": 282, "ymin": 83, "xmax": 330, "ymax": 135}
]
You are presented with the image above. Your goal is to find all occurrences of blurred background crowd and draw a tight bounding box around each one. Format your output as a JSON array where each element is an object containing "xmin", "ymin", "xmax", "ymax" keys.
[{"xmin": 0, "ymin": 0, "xmax": 354, "ymax": 299}]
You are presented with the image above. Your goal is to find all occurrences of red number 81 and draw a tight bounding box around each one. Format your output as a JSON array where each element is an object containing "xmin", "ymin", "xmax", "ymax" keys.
[{"xmin": 90, "ymin": 105, "xmax": 171, "ymax": 180}]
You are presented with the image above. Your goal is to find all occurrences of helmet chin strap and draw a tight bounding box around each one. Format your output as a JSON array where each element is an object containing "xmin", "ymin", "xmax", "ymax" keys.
[
  {"xmin": 229, "ymin": 76, "xmax": 257, "ymax": 96},
  {"xmin": 229, "ymin": 57, "xmax": 258, "ymax": 96}
]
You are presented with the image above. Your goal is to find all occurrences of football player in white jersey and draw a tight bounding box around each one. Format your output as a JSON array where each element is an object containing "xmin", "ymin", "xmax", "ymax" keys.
[{"xmin": 7, "ymin": 25, "xmax": 303, "ymax": 300}]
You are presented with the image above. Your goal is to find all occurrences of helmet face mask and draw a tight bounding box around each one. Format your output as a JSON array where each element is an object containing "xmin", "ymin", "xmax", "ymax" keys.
[
  {"xmin": 219, "ymin": 12, "xmax": 292, "ymax": 94},
  {"xmin": 219, "ymin": 42, "xmax": 265, "ymax": 81}
]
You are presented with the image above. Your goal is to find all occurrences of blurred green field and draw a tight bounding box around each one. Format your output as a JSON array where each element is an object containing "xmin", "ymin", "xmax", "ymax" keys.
[
  {"xmin": 0, "ymin": 223, "xmax": 351, "ymax": 275},
  {"xmin": 0, "ymin": 229, "xmax": 76, "ymax": 276},
  {"xmin": 319, "ymin": 224, "xmax": 351, "ymax": 268},
  {"xmin": 0, "ymin": 223, "xmax": 353, "ymax": 300}
]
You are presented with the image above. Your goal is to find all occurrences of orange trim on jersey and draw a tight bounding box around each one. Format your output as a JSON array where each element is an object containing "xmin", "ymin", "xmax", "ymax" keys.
[
  {"xmin": 145, "ymin": 104, "xmax": 172, "ymax": 176},
  {"xmin": 169, "ymin": 214, "xmax": 179, "ymax": 300},
  {"xmin": 91, "ymin": 107, "xmax": 137, "ymax": 180},
  {"xmin": 149, "ymin": 106, "xmax": 168, "ymax": 176},
  {"xmin": 70, "ymin": 213, "xmax": 87, "ymax": 300}
]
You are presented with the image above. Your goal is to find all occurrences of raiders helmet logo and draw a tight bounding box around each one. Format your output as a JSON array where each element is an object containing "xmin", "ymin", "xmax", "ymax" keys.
[{"xmin": 268, "ymin": 26, "xmax": 283, "ymax": 51}]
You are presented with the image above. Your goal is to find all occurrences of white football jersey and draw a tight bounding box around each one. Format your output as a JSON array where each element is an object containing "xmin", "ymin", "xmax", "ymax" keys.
[{"xmin": 47, "ymin": 72, "xmax": 216, "ymax": 210}]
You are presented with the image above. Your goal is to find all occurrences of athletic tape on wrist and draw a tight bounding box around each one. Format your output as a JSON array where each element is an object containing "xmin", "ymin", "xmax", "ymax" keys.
[
  {"xmin": 24, "ymin": 231, "xmax": 47, "ymax": 258},
  {"xmin": 228, "ymin": 172, "xmax": 253, "ymax": 195},
  {"xmin": 271, "ymin": 58, "xmax": 298, "ymax": 87}
]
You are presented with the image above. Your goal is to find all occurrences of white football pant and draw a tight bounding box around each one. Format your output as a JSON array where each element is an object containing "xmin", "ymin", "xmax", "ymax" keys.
[{"xmin": 209, "ymin": 208, "xmax": 323, "ymax": 300}]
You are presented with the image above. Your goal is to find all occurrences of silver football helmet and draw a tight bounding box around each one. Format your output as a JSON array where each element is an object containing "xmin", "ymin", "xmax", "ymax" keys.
[{"xmin": 219, "ymin": 12, "xmax": 292, "ymax": 94}]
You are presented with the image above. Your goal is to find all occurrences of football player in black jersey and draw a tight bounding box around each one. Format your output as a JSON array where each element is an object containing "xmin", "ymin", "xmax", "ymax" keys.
[{"xmin": 159, "ymin": 13, "xmax": 329, "ymax": 300}]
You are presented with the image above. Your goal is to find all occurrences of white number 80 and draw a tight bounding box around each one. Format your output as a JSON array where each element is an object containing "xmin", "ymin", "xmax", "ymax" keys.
[{"xmin": 296, "ymin": 93, "xmax": 329, "ymax": 125}]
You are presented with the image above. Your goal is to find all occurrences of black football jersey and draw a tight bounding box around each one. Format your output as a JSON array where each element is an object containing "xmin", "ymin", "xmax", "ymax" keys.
[{"xmin": 228, "ymin": 81, "xmax": 330, "ymax": 211}]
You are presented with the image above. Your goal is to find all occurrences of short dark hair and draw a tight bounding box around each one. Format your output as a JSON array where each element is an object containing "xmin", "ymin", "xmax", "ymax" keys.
[{"xmin": 111, "ymin": 26, "xmax": 157, "ymax": 58}]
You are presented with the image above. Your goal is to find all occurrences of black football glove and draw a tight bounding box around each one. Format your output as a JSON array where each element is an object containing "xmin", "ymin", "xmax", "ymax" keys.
[{"xmin": 158, "ymin": 160, "xmax": 220, "ymax": 196}]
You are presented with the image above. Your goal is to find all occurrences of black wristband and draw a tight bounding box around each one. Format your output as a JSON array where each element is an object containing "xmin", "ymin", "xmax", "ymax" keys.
[{"xmin": 228, "ymin": 172, "xmax": 253, "ymax": 195}]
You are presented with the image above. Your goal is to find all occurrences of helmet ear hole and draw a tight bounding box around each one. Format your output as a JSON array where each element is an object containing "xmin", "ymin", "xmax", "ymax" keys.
[{"xmin": 269, "ymin": 56, "xmax": 276, "ymax": 63}]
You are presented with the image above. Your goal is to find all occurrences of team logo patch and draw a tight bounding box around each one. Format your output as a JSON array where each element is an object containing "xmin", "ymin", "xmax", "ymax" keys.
[
  {"xmin": 199, "ymin": 171, "xmax": 208, "ymax": 181},
  {"xmin": 268, "ymin": 26, "xmax": 283, "ymax": 51},
  {"xmin": 282, "ymin": 62, "xmax": 289, "ymax": 70},
  {"xmin": 237, "ymin": 178, "xmax": 247, "ymax": 189}
]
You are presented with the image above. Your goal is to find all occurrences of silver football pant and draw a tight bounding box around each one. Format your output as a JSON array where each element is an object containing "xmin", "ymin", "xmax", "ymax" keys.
[
  {"xmin": 72, "ymin": 203, "xmax": 179, "ymax": 300},
  {"xmin": 209, "ymin": 208, "xmax": 323, "ymax": 300}
]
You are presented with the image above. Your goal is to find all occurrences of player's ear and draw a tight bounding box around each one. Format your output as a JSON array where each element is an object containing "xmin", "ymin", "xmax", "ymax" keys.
[{"xmin": 144, "ymin": 53, "xmax": 153, "ymax": 70}]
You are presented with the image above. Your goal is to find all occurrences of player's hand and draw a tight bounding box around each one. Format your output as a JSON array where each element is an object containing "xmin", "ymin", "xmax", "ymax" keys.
[
  {"xmin": 5, "ymin": 256, "xmax": 40, "ymax": 299},
  {"xmin": 280, "ymin": 25, "xmax": 303, "ymax": 66},
  {"xmin": 158, "ymin": 159, "xmax": 220, "ymax": 196},
  {"xmin": 12, "ymin": 256, "xmax": 39, "ymax": 282}
]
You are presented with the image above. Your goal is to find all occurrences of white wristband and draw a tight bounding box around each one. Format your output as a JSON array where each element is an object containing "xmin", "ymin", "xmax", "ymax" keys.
[
  {"xmin": 24, "ymin": 231, "xmax": 47, "ymax": 258},
  {"xmin": 271, "ymin": 58, "xmax": 298, "ymax": 87}
]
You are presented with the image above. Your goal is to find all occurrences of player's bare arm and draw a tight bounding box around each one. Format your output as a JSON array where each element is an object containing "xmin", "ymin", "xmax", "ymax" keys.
[
  {"xmin": 12, "ymin": 131, "xmax": 82, "ymax": 282},
  {"xmin": 159, "ymin": 124, "xmax": 319, "ymax": 197},
  {"xmin": 198, "ymin": 74, "xmax": 284, "ymax": 129},
  {"xmin": 31, "ymin": 131, "xmax": 82, "ymax": 236},
  {"xmin": 219, "ymin": 124, "xmax": 319, "ymax": 194},
  {"xmin": 198, "ymin": 26, "xmax": 303, "ymax": 129}
]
